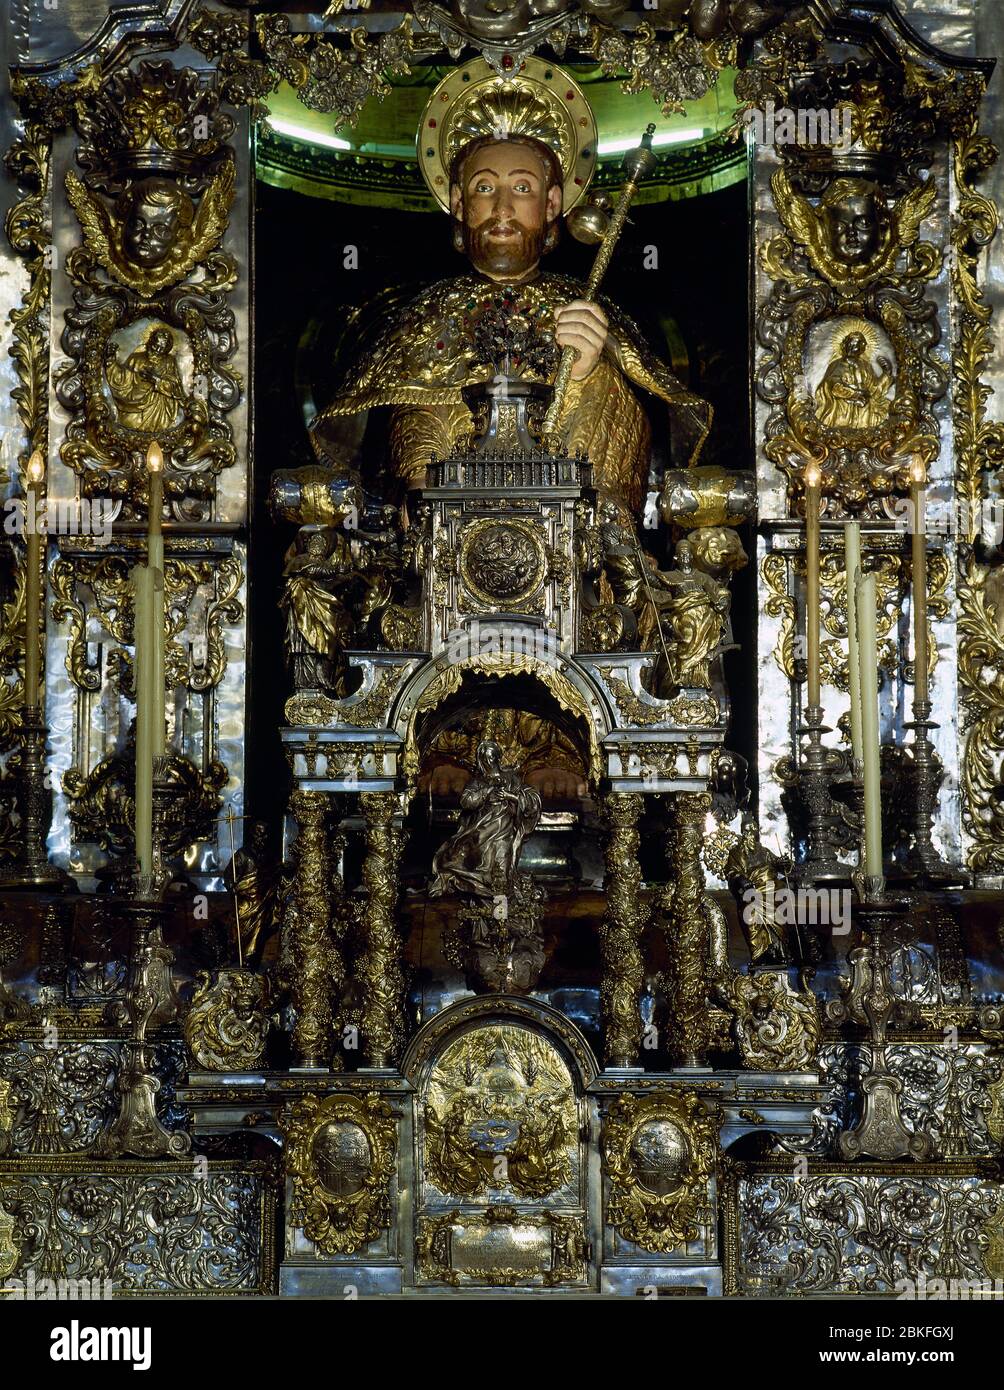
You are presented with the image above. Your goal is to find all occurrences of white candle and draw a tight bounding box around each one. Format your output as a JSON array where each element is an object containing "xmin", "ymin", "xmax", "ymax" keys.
[
  {"xmin": 804, "ymin": 461, "xmax": 822, "ymax": 709},
  {"xmin": 844, "ymin": 522, "xmax": 863, "ymax": 768},
  {"xmin": 146, "ymin": 442, "xmax": 166, "ymax": 756},
  {"xmin": 133, "ymin": 562, "xmax": 155, "ymax": 882},
  {"xmin": 24, "ymin": 451, "xmax": 45, "ymax": 710},
  {"xmin": 910, "ymin": 458, "xmax": 929, "ymax": 704},
  {"xmin": 856, "ymin": 571, "xmax": 883, "ymax": 878}
]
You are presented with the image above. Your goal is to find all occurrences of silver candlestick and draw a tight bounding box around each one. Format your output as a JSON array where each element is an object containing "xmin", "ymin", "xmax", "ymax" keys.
[
  {"xmin": 0, "ymin": 706, "xmax": 75, "ymax": 891},
  {"xmin": 902, "ymin": 701, "xmax": 969, "ymax": 886},
  {"xmin": 793, "ymin": 703, "xmax": 847, "ymax": 884}
]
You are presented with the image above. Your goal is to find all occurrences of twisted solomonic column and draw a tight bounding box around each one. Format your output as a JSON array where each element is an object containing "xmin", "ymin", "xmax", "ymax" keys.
[
  {"xmin": 664, "ymin": 791, "xmax": 713, "ymax": 1067},
  {"xmin": 286, "ymin": 790, "xmax": 339, "ymax": 1069},
  {"xmin": 359, "ymin": 791, "xmax": 407, "ymax": 1068},
  {"xmin": 599, "ymin": 792, "xmax": 646, "ymax": 1068}
]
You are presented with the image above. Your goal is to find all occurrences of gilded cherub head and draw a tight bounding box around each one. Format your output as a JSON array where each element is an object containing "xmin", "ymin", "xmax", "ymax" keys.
[
  {"xmin": 117, "ymin": 178, "xmax": 196, "ymax": 270},
  {"xmin": 770, "ymin": 165, "xmax": 936, "ymax": 289},
  {"xmin": 66, "ymin": 159, "xmax": 235, "ymax": 295},
  {"xmin": 819, "ymin": 178, "xmax": 886, "ymax": 269}
]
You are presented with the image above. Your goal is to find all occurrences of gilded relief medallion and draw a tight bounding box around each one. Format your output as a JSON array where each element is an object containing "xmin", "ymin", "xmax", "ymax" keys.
[{"xmin": 423, "ymin": 1024, "xmax": 578, "ymax": 1199}]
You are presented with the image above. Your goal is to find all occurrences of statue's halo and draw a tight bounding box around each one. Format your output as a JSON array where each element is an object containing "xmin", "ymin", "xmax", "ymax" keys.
[{"xmin": 417, "ymin": 57, "xmax": 597, "ymax": 215}]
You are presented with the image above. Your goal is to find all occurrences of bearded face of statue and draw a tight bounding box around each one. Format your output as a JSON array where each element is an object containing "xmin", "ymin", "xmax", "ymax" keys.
[{"xmin": 450, "ymin": 140, "xmax": 562, "ymax": 282}]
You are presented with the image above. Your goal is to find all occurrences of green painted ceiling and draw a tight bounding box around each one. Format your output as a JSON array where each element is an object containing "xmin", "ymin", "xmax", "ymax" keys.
[{"xmin": 256, "ymin": 67, "xmax": 746, "ymax": 208}]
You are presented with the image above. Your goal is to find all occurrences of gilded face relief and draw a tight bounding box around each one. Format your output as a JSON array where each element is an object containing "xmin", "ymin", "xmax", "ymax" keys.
[
  {"xmin": 118, "ymin": 178, "xmax": 195, "ymax": 270},
  {"xmin": 822, "ymin": 182, "xmax": 884, "ymax": 268}
]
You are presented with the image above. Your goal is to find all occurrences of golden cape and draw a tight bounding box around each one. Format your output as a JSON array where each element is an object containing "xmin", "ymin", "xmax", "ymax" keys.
[{"xmin": 313, "ymin": 271, "xmax": 712, "ymax": 466}]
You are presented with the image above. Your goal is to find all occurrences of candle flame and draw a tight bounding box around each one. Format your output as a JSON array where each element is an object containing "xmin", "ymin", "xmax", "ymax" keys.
[
  {"xmin": 804, "ymin": 461, "xmax": 822, "ymax": 490},
  {"xmin": 146, "ymin": 440, "xmax": 164, "ymax": 474},
  {"xmin": 909, "ymin": 457, "xmax": 926, "ymax": 486},
  {"xmin": 26, "ymin": 450, "xmax": 45, "ymax": 485}
]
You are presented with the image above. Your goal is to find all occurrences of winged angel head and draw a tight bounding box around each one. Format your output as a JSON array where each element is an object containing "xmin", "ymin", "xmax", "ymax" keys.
[
  {"xmin": 770, "ymin": 167, "xmax": 939, "ymax": 288},
  {"xmin": 65, "ymin": 161, "xmax": 235, "ymax": 295}
]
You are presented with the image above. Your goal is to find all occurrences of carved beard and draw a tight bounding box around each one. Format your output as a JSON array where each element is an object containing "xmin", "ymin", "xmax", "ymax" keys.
[{"xmin": 462, "ymin": 214, "xmax": 547, "ymax": 280}]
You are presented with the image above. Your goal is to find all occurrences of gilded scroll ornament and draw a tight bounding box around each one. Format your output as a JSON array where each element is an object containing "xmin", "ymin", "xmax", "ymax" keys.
[
  {"xmin": 423, "ymin": 1025, "xmax": 577, "ymax": 1199},
  {"xmin": 183, "ymin": 969, "xmax": 269, "ymax": 1073},
  {"xmin": 0, "ymin": 1203, "xmax": 17, "ymax": 1279},
  {"xmin": 0, "ymin": 1164, "xmax": 274, "ymax": 1294},
  {"xmin": 958, "ymin": 556, "xmax": 1004, "ymax": 871},
  {"xmin": 598, "ymin": 672, "xmax": 672, "ymax": 727},
  {"xmin": 64, "ymin": 742, "xmax": 224, "ymax": 859},
  {"xmin": 279, "ymin": 1093, "xmax": 396, "ymax": 1258},
  {"xmin": 285, "ymin": 667, "xmax": 401, "ymax": 729},
  {"xmin": 722, "ymin": 970, "xmax": 821, "ymax": 1071},
  {"xmin": 730, "ymin": 1165, "xmax": 998, "ymax": 1295},
  {"xmin": 602, "ymin": 1090, "xmax": 716, "ymax": 1254},
  {"xmin": 952, "ymin": 118, "xmax": 1004, "ymax": 872},
  {"xmin": 761, "ymin": 551, "xmax": 796, "ymax": 679},
  {"xmin": 1, "ymin": 124, "xmax": 51, "ymax": 761}
]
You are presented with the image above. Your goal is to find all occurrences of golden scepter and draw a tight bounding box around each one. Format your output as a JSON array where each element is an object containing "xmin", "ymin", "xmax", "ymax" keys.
[{"xmin": 542, "ymin": 123, "xmax": 658, "ymax": 446}]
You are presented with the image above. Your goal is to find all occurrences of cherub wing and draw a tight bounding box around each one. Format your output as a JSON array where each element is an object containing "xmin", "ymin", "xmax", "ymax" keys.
[
  {"xmin": 892, "ymin": 178, "xmax": 936, "ymax": 247},
  {"xmin": 770, "ymin": 166, "xmax": 823, "ymax": 256},
  {"xmin": 64, "ymin": 170, "xmax": 116, "ymax": 267},
  {"xmin": 189, "ymin": 158, "xmax": 236, "ymax": 262}
]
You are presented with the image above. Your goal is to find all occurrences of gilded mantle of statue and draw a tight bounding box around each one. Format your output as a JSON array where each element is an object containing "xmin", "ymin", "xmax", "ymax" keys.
[{"xmin": 312, "ymin": 60, "xmax": 710, "ymax": 524}]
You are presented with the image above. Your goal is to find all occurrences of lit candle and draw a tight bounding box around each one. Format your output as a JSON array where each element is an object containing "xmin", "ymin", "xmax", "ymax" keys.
[
  {"xmin": 133, "ymin": 562, "xmax": 155, "ymax": 882},
  {"xmin": 910, "ymin": 458, "xmax": 929, "ymax": 705},
  {"xmin": 146, "ymin": 442, "xmax": 166, "ymax": 756},
  {"xmin": 804, "ymin": 460, "xmax": 822, "ymax": 709},
  {"xmin": 856, "ymin": 571, "xmax": 883, "ymax": 878},
  {"xmin": 24, "ymin": 450, "xmax": 45, "ymax": 711},
  {"xmin": 843, "ymin": 522, "xmax": 863, "ymax": 769}
]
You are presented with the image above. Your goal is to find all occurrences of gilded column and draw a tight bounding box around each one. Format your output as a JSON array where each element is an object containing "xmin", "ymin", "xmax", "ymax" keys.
[
  {"xmin": 664, "ymin": 791, "xmax": 712, "ymax": 1067},
  {"xmin": 359, "ymin": 791, "xmax": 406, "ymax": 1068},
  {"xmin": 286, "ymin": 790, "xmax": 336, "ymax": 1069},
  {"xmin": 599, "ymin": 792, "xmax": 645, "ymax": 1068}
]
